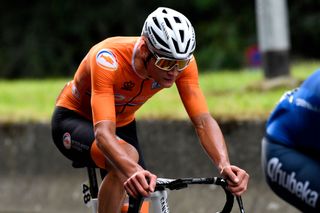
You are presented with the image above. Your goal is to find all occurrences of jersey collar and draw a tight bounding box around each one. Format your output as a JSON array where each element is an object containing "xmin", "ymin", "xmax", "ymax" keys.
[{"xmin": 131, "ymin": 38, "xmax": 148, "ymax": 79}]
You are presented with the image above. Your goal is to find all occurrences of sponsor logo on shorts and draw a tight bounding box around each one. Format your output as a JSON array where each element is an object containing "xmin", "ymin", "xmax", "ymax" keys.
[
  {"xmin": 63, "ymin": 132, "xmax": 72, "ymax": 149},
  {"xmin": 96, "ymin": 49, "xmax": 118, "ymax": 70},
  {"xmin": 62, "ymin": 132, "xmax": 89, "ymax": 152},
  {"xmin": 267, "ymin": 157, "xmax": 319, "ymax": 208}
]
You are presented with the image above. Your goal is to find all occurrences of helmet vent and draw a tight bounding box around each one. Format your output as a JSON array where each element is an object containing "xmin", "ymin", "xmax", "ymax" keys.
[
  {"xmin": 172, "ymin": 39, "xmax": 179, "ymax": 53},
  {"xmin": 151, "ymin": 27, "xmax": 170, "ymax": 49},
  {"xmin": 185, "ymin": 40, "xmax": 190, "ymax": 53},
  {"xmin": 164, "ymin": 18, "xmax": 172, "ymax": 30},
  {"xmin": 152, "ymin": 17, "xmax": 161, "ymax": 29},
  {"xmin": 179, "ymin": 30, "xmax": 185, "ymax": 42},
  {"xmin": 174, "ymin": 17, "xmax": 181, "ymax": 23},
  {"xmin": 162, "ymin": 9, "xmax": 168, "ymax": 14}
]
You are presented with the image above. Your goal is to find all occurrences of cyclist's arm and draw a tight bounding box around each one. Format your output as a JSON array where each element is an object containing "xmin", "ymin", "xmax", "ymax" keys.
[
  {"xmin": 90, "ymin": 52, "xmax": 141, "ymax": 177},
  {"xmin": 176, "ymin": 60, "xmax": 229, "ymax": 170},
  {"xmin": 94, "ymin": 121, "xmax": 142, "ymax": 177},
  {"xmin": 90, "ymin": 49, "xmax": 156, "ymax": 197},
  {"xmin": 191, "ymin": 113, "xmax": 249, "ymax": 196},
  {"xmin": 176, "ymin": 60, "xmax": 249, "ymax": 195},
  {"xmin": 190, "ymin": 113, "xmax": 231, "ymax": 171},
  {"xmin": 94, "ymin": 120, "xmax": 156, "ymax": 197}
]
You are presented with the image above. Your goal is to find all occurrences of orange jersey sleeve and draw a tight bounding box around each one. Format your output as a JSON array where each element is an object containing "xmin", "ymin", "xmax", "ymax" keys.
[
  {"xmin": 89, "ymin": 48, "xmax": 117, "ymax": 124},
  {"xmin": 176, "ymin": 58, "xmax": 209, "ymax": 118}
]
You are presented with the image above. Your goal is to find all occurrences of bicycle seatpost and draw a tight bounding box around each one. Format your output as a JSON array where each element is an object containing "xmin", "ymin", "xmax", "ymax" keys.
[{"xmin": 87, "ymin": 167, "xmax": 99, "ymax": 199}]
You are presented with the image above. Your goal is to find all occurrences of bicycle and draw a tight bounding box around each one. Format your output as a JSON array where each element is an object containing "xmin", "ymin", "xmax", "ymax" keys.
[{"xmin": 80, "ymin": 165, "xmax": 246, "ymax": 213}]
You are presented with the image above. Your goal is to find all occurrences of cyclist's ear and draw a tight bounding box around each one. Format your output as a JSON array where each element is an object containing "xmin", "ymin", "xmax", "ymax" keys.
[{"xmin": 139, "ymin": 37, "xmax": 151, "ymax": 59}]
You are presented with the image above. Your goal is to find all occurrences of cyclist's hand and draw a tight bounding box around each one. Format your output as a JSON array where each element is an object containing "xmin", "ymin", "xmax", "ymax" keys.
[
  {"xmin": 124, "ymin": 170, "xmax": 157, "ymax": 198},
  {"xmin": 220, "ymin": 165, "xmax": 249, "ymax": 196}
]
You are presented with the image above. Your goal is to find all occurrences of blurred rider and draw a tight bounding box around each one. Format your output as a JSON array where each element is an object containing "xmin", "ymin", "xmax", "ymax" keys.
[{"xmin": 262, "ymin": 70, "xmax": 320, "ymax": 212}]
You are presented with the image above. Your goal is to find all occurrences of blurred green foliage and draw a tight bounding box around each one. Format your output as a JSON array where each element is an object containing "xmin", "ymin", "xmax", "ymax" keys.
[
  {"xmin": 288, "ymin": 1, "xmax": 320, "ymax": 58},
  {"xmin": 0, "ymin": 0, "xmax": 319, "ymax": 78},
  {"xmin": 1, "ymin": 61, "xmax": 319, "ymax": 123}
]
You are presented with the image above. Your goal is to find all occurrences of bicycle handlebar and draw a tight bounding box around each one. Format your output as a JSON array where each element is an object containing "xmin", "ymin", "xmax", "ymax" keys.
[{"xmin": 127, "ymin": 177, "xmax": 245, "ymax": 213}]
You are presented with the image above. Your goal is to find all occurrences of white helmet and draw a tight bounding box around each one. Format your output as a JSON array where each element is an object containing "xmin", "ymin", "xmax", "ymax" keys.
[{"xmin": 142, "ymin": 7, "xmax": 196, "ymax": 60}]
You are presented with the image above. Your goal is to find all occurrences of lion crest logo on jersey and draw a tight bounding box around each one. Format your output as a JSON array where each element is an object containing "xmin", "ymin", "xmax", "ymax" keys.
[{"xmin": 96, "ymin": 49, "xmax": 118, "ymax": 71}]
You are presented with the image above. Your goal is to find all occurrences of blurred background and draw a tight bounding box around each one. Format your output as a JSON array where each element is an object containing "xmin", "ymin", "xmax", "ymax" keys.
[{"xmin": 0, "ymin": 0, "xmax": 319, "ymax": 78}]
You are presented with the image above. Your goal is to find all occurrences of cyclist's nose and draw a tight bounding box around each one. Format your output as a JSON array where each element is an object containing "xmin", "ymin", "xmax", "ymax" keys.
[{"xmin": 167, "ymin": 66, "xmax": 179, "ymax": 76}]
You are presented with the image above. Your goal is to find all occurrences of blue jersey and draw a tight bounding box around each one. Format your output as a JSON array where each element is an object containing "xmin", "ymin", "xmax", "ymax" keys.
[{"xmin": 266, "ymin": 70, "xmax": 320, "ymax": 152}]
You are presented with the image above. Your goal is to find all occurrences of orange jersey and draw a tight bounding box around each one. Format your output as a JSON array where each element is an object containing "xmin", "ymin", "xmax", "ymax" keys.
[{"xmin": 56, "ymin": 36, "xmax": 209, "ymax": 127}]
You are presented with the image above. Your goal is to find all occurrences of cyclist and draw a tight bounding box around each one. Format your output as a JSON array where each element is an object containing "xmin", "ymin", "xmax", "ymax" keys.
[
  {"xmin": 51, "ymin": 7, "xmax": 249, "ymax": 213},
  {"xmin": 262, "ymin": 69, "xmax": 320, "ymax": 212}
]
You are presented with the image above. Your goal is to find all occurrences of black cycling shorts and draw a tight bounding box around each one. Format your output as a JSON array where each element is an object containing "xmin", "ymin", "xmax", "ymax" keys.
[
  {"xmin": 261, "ymin": 137, "xmax": 320, "ymax": 212},
  {"xmin": 51, "ymin": 106, "xmax": 146, "ymax": 169}
]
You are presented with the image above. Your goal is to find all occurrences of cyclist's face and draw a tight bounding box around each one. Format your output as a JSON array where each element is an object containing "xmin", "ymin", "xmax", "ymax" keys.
[{"xmin": 147, "ymin": 56, "xmax": 180, "ymax": 88}]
